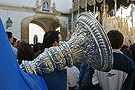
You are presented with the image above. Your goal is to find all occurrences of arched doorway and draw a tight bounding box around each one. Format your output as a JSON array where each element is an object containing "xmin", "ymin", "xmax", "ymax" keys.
[
  {"xmin": 21, "ymin": 13, "xmax": 67, "ymax": 43},
  {"xmin": 34, "ymin": 35, "xmax": 38, "ymax": 44},
  {"xmin": 29, "ymin": 23, "xmax": 45, "ymax": 44}
]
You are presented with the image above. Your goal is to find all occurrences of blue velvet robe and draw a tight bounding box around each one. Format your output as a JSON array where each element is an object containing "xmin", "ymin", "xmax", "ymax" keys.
[{"xmin": 0, "ymin": 18, "xmax": 48, "ymax": 90}]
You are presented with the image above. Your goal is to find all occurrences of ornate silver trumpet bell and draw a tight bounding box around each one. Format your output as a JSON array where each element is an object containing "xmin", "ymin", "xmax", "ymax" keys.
[{"xmin": 21, "ymin": 12, "xmax": 113, "ymax": 74}]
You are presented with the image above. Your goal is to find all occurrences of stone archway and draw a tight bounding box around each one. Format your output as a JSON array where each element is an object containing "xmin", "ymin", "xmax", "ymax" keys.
[
  {"xmin": 31, "ymin": 20, "xmax": 48, "ymax": 32},
  {"xmin": 21, "ymin": 13, "xmax": 67, "ymax": 43}
]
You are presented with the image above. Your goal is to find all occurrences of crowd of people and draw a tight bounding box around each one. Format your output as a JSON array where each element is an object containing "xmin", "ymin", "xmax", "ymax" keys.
[{"xmin": 4, "ymin": 29, "xmax": 135, "ymax": 90}]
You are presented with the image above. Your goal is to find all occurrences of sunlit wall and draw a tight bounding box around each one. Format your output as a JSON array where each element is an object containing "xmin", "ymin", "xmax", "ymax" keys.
[{"xmin": 29, "ymin": 23, "xmax": 45, "ymax": 44}]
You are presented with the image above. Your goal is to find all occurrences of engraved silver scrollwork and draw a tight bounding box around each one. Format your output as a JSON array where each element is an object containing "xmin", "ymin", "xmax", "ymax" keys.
[{"xmin": 21, "ymin": 12, "xmax": 113, "ymax": 74}]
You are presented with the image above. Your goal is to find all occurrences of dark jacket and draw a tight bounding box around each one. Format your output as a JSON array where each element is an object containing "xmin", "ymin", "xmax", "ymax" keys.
[
  {"xmin": 78, "ymin": 63, "xmax": 102, "ymax": 90},
  {"xmin": 78, "ymin": 52, "xmax": 134, "ymax": 90}
]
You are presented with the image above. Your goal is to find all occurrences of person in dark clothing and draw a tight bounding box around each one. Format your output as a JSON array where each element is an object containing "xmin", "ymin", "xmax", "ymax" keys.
[
  {"xmin": 33, "ymin": 43, "xmax": 41, "ymax": 53},
  {"xmin": 130, "ymin": 44, "xmax": 135, "ymax": 64},
  {"xmin": 78, "ymin": 30, "xmax": 134, "ymax": 90},
  {"xmin": 78, "ymin": 63, "xmax": 102, "ymax": 90},
  {"xmin": 33, "ymin": 43, "xmax": 42, "ymax": 59},
  {"xmin": 94, "ymin": 30, "xmax": 134, "ymax": 90},
  {"xmin": 120, "ymin": 46, "xmax": 132, "ymax": 59},
  {"xmin": 129, "ymin": 44, "xmax": 135, "ymax": 90},
  {"xmin": 20, "ymin": 31, "xmax": 67, "ymax": 90}
]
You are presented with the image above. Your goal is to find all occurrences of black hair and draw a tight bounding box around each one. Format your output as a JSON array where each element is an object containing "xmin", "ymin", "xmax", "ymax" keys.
[
  {"xmin": 40, "ymin": 31, "xmax": 60, "ymax": 53},
  {"xmin": 107, "ymin": 30, "xmax": 124, "ymax": 49},
  {"xmin": 33, "ymin": 43, "xmax": 41, "ymax": 53},
  {"xmin": 12, "ymin": 37, "xmax": 17, "ymax": 45},
  {"xmin": 17, "ymin": 42, "xmax": 34, "ymax": 65},
  {"xmin": 6, "ymin": 31, "xmax": 12, "ymax": 39}
]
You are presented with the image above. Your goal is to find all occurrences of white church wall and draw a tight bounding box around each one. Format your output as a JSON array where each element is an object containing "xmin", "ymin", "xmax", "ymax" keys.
[
  {"xmin": 0, "ymin": 9, "xmax": 35, "ymax": 40},
  {"xmin": 56, "ymin": 16, "xmax": 68, "ymax": 26},
  {"xmin": 0, "ymin": 0, "xmax": 37, "ymax": 8},
  {"xmin": 0, "ymin": 0, "xmax": 72, "ymax": 44},
  {"xmin": 51, "ymin": 0, "xmax": 72, "ymax": 12},
  {"xmin": 56, "ymin": 15, "xmax": 69, "ymax": 36}
]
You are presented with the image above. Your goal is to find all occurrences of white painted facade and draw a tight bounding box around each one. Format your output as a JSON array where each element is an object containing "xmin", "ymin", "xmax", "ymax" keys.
[
  {"xmin": 29, "ymin": 23, "xmax": 45, "ymax": 44},
  {"xmin": 0, "ymin": 8, "xmax": 35, "ymax": 39},
  {"xmin": 0, "ymin": 0, "xmax": 72, "ymax": 44}
]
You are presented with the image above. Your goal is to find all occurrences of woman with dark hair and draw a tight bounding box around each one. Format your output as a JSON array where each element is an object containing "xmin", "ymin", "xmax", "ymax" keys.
[{"xmin": 17, "ymin": 42, "xmax": 34, "ymax": 65}]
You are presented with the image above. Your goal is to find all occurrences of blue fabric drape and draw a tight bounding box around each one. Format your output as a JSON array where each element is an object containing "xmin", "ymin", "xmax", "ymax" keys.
[
  {"xmin": 41, "ymin": 68, "xmax": 67, "ymax": 90},
  {"xmin": 0, "ymin": 18, "xmax": 48, "ymax": 90}
]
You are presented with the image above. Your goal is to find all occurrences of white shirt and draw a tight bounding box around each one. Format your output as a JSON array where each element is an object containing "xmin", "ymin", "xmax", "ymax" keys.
[{"xmin": 11, "ymin": 44, "xmax": 18, "ymax": 58}]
